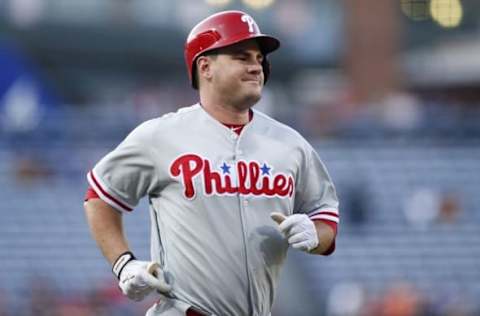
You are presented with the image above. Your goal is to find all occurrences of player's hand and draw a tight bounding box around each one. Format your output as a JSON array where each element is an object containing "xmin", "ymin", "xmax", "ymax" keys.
[
  {"xmin": 271, "ymin": 212, "xmax": 319, "ymax": 252},
  {"xmin": 117, "ymin": 259, "xmax": 172, "ymax": 301}
]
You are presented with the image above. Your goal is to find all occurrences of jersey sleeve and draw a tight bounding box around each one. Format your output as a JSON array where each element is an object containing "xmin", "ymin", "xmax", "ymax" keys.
[
  {"xmin": 87, "ymin": 121, "xmax": 160, "ymax": 213},
  {"xmin": 293, "ymin": 142, "xmax": 339, "ymax": 225}
]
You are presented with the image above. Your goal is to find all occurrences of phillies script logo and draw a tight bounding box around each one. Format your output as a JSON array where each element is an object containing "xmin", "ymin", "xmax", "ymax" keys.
[{"xmin": 170, "ymin": 154, "xmax": 294, "ymax": 199}]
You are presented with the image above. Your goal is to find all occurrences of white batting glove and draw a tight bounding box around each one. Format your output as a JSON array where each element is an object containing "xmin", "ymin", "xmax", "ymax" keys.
[
  {"xmin": 112, "ymin": 252, "xmax": 172, "ymax": 301},
  {"xmin": 271, "ymin": 212, "xmax": 319, "ymax": 252}
]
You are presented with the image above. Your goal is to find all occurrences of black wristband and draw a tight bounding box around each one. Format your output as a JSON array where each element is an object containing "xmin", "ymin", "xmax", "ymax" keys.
[{"xmin": 112, "ymin": 251, "xmax": 136, "ymax": 279}]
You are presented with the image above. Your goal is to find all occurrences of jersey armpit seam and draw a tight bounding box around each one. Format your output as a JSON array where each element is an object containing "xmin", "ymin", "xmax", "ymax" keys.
[{"xmin": 144, "ymin": 128, "xmax": 163, "ymax": 196}]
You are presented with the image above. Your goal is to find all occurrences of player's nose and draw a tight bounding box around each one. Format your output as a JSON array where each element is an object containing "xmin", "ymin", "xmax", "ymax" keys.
[{"xmin": 247, "ymin": 62, "xmax": 262, "ymax": 75}]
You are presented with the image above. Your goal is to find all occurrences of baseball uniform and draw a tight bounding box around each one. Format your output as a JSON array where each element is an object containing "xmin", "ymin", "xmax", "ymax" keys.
[{"xmin": 87, "ymin": 103, "xmax": 339, "ymax": 315}]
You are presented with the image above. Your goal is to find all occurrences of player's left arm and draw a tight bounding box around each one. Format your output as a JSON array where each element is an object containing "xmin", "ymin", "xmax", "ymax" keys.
[
  {"xmin": 309, "ymin": 220, "xmax": 336, "ymax": 255},
  {"xmin": 282, "ymin": 140, "xmax": 339, "ymax": 255}
]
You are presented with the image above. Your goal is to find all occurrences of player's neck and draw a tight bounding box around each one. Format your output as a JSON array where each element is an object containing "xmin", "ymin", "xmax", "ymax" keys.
[{"xmin": 200, "ymin": 100, "xmax": 250, "ymax": 125}]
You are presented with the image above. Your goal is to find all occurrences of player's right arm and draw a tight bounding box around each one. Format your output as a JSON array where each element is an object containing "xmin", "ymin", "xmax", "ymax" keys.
[
  {"xmin": 84, "ymin": 120, "xmax": 171, "ymax": 300},
  {"xmin": 84, "ymin": 197, "xmax": 129, "ymax": 265},
  {"xmin": 84, "ymin": 195, "xmax": 171, "ymax": 300},
  {"xmin": 83, "ymin": 120, "xmax": 155, "ymax": 263}
]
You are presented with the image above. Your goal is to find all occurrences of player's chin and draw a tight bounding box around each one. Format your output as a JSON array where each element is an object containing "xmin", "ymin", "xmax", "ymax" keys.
[
  {"xmin": 236, "ymin": 83, "xmax": 262, "ymax": 105},
  {"xmin": 243, "ymin": 92, "xmax": 262, "ymax": 106},
  {"xmin": 244, "ymin": 83, "xmax": 262, "ymax": 97}
]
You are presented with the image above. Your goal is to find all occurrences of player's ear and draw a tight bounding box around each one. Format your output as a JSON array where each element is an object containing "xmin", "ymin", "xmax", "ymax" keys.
[{"xmin": 196, "ymin": 56, "xmax": 213, "ymax": 83}]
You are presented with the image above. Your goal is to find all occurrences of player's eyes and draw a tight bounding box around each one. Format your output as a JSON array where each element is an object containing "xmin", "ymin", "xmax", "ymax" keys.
[{"xmin": 234, "ymin": 55, "xmax": 263, "ymax": 64}]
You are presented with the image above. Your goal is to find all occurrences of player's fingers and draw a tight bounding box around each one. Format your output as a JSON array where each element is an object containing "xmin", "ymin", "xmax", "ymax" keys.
[
  {"xmin": 270, "ymin": 212, "xmax": 286, "ymax": 225},
  {"xmin": 154, "ymin": 267, "xmax": 172, "ymax": 290},
  {"xmin": 126, "ymin": 286, "xmax": 150, "ymax": 301},
  {"xmin": 288, "ymin": 232, "xmax": 306, "ymax": 245},
  {"xmin": 278, "ymin": 214, "xmax": 302, "ymax": 233},
  {"xmin": 145, "ymin": 262, "xmax": 172, "ymax": 292},
  {"xmin": 291, "ymin": 240, "xmax": 311, "ymax": 251},
  {"xmin": 141, "ymin": 270, "xmax": 172, "ymax": 293},
  {"xmin": 127, "ymin": 292, "xmax": 139, "ymax": 301},
  {"xmin": 147, "ymin": 262, "xmax": 160, "ymax": 276},
  {"xmin": 288, "ymin": 222, "xmax": 307, "ymax": 235},
  {"xmin": 131, "ymin": 290, "xmax": 148, "ymax": 301}
]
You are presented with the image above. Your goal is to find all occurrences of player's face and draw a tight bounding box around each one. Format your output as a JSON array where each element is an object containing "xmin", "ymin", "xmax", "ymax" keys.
[{"xmin": 209, "ymin": 40, "xmax": 265, "ymax": 110}]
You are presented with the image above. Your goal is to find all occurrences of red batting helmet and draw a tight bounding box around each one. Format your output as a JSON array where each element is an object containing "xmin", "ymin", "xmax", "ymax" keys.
[{"xmin": 184, "ymin": 10, "xmax": 280, "ymax": 89}]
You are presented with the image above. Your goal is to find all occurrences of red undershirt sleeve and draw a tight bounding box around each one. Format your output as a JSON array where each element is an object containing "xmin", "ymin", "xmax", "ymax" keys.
[{"xmin": 84, "ymin": 186, "xmax": 100, "ymax": 202}]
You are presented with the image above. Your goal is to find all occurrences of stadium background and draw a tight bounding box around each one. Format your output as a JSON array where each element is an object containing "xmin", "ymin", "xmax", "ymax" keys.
[{"xmin": 0, "ymin": 0, "xmax": 479, "ymax": 315}]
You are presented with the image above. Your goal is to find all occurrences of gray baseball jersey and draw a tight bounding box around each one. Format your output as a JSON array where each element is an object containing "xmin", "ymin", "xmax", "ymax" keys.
[{"xmin": 87, "ymin": 103, "xmax": 339, "ymax": 316}]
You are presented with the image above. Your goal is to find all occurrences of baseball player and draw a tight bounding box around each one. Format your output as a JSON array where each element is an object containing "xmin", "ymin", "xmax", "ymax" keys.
[{"xmin": 84, "ymin": 10, "xmax": 339, "ymax": 316}]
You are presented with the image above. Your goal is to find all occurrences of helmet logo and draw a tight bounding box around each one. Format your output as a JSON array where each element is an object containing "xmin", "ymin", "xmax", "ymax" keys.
[{"xmin": 241, "ymin": 14, "xmax": 257, "ymax": 33}]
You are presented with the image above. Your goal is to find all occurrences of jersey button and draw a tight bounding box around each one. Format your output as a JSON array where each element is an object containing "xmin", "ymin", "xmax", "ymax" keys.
[
  {"xmin": 230, "ymin": 133, "xmax": 237, "ymax": 140},
  {"xmin": 243, "ymin": 200, "xmax": 249, "ymax": 207}
]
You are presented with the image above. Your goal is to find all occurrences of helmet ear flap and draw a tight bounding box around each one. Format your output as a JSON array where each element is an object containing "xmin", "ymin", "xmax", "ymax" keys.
[
  {"xmin": 191, "ymin": 56, "xmax": 202, "ymax": 90},
  {"xmin": 192, "ymin": 65, "xmax": 199, "ymax": 90},
  {"xmin": 262, "ymin": 57, "xmax": 271, "ymax": 84}
]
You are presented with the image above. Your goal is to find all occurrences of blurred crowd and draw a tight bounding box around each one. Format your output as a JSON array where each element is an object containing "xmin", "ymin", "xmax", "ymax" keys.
[
  {"xmin": 0, "ymin": 277, "xmax": 155, "ymax": 316},
  {"xmin": 0, "ymin": 278, "xmax": 476, "ymax": 316}
]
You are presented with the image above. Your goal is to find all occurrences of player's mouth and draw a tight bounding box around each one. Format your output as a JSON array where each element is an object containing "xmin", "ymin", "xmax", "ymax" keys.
[{"xmin": 242, "ymin": 78, "xmax": 261, "ymax": 85}]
